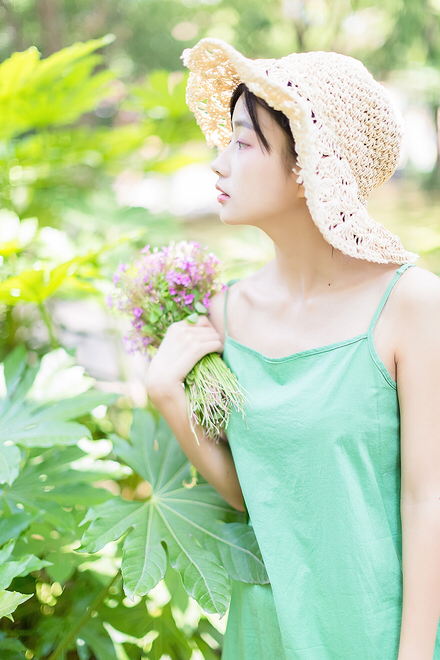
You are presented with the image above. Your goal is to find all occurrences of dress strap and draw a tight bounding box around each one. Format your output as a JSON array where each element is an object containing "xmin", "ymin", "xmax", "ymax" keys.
[
  {"xmin": 224, "ymin": 278, "xmax": 241, "ymax": 335},
  {"xmin": 368, "ymin": 263, "xmax": 416, "ymax": 334}
]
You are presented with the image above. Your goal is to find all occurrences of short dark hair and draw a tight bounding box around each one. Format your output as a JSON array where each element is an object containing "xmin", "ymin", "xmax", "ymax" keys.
[{"xmin": 229, "ymin": 82, "xmax": 297, "ymax": 173}]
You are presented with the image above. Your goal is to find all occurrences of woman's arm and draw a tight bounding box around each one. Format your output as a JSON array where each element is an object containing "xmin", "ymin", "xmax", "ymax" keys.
[
  {"xmin": 145, "ymin": 313, "xmax": 245, "ymax": 512},
  {"xmin": 395, "ymin": 269, "xmax": 440, "ymax": 660}
]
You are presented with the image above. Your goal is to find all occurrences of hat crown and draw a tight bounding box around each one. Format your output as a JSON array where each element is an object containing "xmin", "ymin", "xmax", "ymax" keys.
[{"xmin": 255, "ymin": 50, "xmax": 403, "ymax": 202}]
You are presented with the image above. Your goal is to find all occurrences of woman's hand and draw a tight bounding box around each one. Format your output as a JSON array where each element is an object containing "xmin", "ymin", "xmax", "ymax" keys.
[
  {"xmin": 145, "ymin": 315, "xmax": 223, "ymax": 401},
  {"xmin": 144, "ymin": 313, "xmax": 244, "ymax": 512}
]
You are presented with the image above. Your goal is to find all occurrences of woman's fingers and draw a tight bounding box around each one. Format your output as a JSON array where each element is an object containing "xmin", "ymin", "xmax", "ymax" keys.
[
  {"xmin": 177, "ymin": 315, "xmax": 216, "ymax": 329},
  {"xmin": 191, "ymin": 340, "xmax": 224, "ymax": 363},
  {"xmin": 167, "ymin": 316, "xmax": 223, "ymax": 345},
  {"xmin": 145, "ymin": 316, "xmax": 224, "ymax": 396}
]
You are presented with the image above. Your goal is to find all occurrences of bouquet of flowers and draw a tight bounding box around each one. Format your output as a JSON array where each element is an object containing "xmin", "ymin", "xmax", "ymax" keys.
[{"xmin": 108, "ymin": 240, "xmax": 248, "ymax": 444}]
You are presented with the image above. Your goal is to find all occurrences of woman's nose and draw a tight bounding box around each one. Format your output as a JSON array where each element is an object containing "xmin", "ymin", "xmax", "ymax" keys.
[
  {"xmin": 211, "ymin": 154, "xmax": 222, "ymax": 175},
  {"xmin": 211, "ymin": 144, "xmax": 230, "ymax": 176}
]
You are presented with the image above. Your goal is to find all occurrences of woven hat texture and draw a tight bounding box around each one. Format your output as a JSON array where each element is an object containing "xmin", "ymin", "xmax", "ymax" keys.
[{"xmin": 181, "ymin": 38, "xmax": 418, "ymax": 264}]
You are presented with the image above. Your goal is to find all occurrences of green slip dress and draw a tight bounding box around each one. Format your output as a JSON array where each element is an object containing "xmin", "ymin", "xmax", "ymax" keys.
[{"xmin": 220, "ymin": 262, "xmax": 440, "ymax": 660}]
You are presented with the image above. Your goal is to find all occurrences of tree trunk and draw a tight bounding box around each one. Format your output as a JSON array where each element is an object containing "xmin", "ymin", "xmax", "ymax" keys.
[{"xmin": 36, "ymin": 0, "xmax": 63, "ymax": 56}]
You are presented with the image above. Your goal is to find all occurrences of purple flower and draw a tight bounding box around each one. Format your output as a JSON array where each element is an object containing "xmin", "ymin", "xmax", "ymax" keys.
[
  {"xmin": 181, "ymin": 275, "xmax": 191, "ymax": 287},
  {"xmin": 113, "ymin": 263, "xmax": 127, "ymax": 284},
  {"xmin": 110, "ymin": 240, "xmax": 223, "ymax": 357},
  {"xmin": 123, "ymin": 335, "xmax": 137, "ymax": 354}
]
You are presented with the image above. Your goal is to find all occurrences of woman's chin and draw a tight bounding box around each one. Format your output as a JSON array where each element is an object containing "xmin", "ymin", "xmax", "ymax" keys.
[{"xmin": 218, "ymin": 210, "xmax": 254, "ymax": 227}]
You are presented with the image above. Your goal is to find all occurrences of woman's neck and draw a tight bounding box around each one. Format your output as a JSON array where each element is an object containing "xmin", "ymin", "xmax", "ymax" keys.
[{"xmin": 261, "ymin": 204, "xmax": 385, "ymax": 298}]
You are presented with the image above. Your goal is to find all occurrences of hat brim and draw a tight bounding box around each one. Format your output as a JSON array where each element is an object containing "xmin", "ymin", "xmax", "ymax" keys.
[{"xmin": 181, "ymin": 38, "xmax": 418, "ymax": 265}]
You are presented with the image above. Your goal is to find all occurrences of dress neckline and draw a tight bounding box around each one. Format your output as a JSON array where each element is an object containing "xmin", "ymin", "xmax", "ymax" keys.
[
  {"xmin": 223, "ymin": 263, "xmax": 415, "ymax": 373},
  {"xmin": 224, "ymin": 330, "xmax": 368, "ymax": 363}
]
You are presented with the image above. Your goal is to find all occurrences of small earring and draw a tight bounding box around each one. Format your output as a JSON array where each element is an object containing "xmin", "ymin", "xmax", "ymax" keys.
[{"xmin": 292, "ymin": 166, "xmax": 304, "ymax": 188}]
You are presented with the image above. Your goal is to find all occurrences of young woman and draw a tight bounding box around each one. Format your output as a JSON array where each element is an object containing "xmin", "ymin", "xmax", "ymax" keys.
[{"xmin": 146, "ymin": 38, "xmax": 440, "ymax": 659}]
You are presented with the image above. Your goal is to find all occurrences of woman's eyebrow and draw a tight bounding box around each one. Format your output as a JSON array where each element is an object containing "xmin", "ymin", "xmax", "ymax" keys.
[{"xmin": 232, "ymin": 119, "xmax": 255, "ymax": 130}]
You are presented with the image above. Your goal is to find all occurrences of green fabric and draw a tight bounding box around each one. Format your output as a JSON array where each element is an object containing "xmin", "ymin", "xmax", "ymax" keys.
[{"xmin": 221, "ymin": 263, "xmax": 440, "ymax": 659}]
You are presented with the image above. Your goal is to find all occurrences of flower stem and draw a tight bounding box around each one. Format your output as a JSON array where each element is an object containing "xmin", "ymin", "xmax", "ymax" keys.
[
  {"xmin": 47, "ymin": 569, "xmax": 122, "ymax": 660},
  {"xmin": 38, "ymin": 302, "xmax": 58, "ymax": 349},
  {"xmin": 184, "ymin": 352, "xmax": 249, "ymax": 443}
]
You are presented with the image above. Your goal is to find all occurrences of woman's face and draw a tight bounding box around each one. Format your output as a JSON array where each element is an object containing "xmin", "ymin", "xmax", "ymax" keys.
[{"xmin": 210, "ymin": 94, "xmax": 301, "ymax": 231}]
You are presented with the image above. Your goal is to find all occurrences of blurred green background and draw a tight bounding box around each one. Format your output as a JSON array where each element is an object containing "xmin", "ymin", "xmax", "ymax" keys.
[{"xmin": 0, "ymin": 1, "xmax": 439, "ymax": 658}]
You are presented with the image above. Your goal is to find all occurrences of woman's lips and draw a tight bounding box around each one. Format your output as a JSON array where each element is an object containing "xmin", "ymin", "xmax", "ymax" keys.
[{"xmin": 215, "ymin": 184, "xmax": 230, "ymax": 200}]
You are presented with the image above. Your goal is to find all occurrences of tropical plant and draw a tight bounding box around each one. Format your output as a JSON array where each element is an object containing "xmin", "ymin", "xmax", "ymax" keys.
[
  {"xmin": 80, "ymin": 408, "xmax": 267, "ymax": 617},
  {"xmin": 0, "ymin": 345, "xmax": 117, "ymax": 620},
  {"xmin": 0, "ymin": 342, "xmax": 267, "ymax": 657}
]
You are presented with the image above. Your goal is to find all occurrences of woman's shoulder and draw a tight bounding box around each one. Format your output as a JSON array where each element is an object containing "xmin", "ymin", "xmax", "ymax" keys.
[
  {"xmin": 392, "ymin": 265, "xmax": 440, "ymax": 352},
  {"xmin": 207, "ymin": 268, "xmax": 266, "ymax": 341},
  {"xmin": 394, "ymin": 265, "xmax": 440, "ymax": 309}
]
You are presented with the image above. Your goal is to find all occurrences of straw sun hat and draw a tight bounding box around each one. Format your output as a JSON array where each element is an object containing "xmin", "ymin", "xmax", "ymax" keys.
[{"xmin": 180, "ymin": 38, "xmax": 419, "ymax": 264}]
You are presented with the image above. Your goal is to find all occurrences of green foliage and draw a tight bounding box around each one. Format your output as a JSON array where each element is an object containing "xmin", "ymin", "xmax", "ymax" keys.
[
  {"xmin": 0, "ymin": 35, "xmax": 116, "ymax": 141},
  {"xmin": 80, "ymin": 408, "xmax": 268, "ymax": 617},
  {"xmin": 0, "ymin": 544, "xmax": 50, "ymax": 591},
  {"xmin": 0, "ymin": 35, "xmax": 210, "ymax": 356},
  {"xmin": 0, "ymin": 210, "xmax": 37, "ymax": 258},
  {"xmin": 3, "ymin": 0, "xmax": 440, "ymax": 81},
  {"xmin": 0, "ymin": 512, "xmax": 41, "ymax": 621},
  {"xmin": 0, "ymin": 254, "xmax": 99, "ymax": 306},
  {"xmin": 0, "ymin": 35, "xmax": 203, "ymax": 240},
  {"xmin": 3, "ymin": 444, "xmax": 114, "ymax": 529},
  {"xmin": 0, "ymin": 349, "xmax": 235, "ymax": 657},
  {"xmin": 128, "ymin": 69, "xmax": 202, "ymax": 152},
  {"xmin": 0, "ymin": 346, "xmax": 119, "ymax": 628},
  {"xmin": 0, "ymin": 590, "xmax": 32, "ymax": 621},
  {"xmin": 0, "ymin": 345, "xmax": 117, "ymax": 485},
  {"xmin": 0, "ymin": 628, "xmax": 28, "ymax": 659},
  {"xmin": 26, "ymin": 568, "xmax": 220, "ymax": 660}
]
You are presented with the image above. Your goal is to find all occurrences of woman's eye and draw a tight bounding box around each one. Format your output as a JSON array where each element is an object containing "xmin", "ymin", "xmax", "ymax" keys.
[{"xmin": 237, "ymin": 140, "xmax": 246, "ymax": 150}]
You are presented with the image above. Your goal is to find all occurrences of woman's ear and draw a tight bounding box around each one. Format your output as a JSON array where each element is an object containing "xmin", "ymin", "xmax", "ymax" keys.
[{"xmin": 292, "ymin": 166, "xmax": 305, "ymax": 198}]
